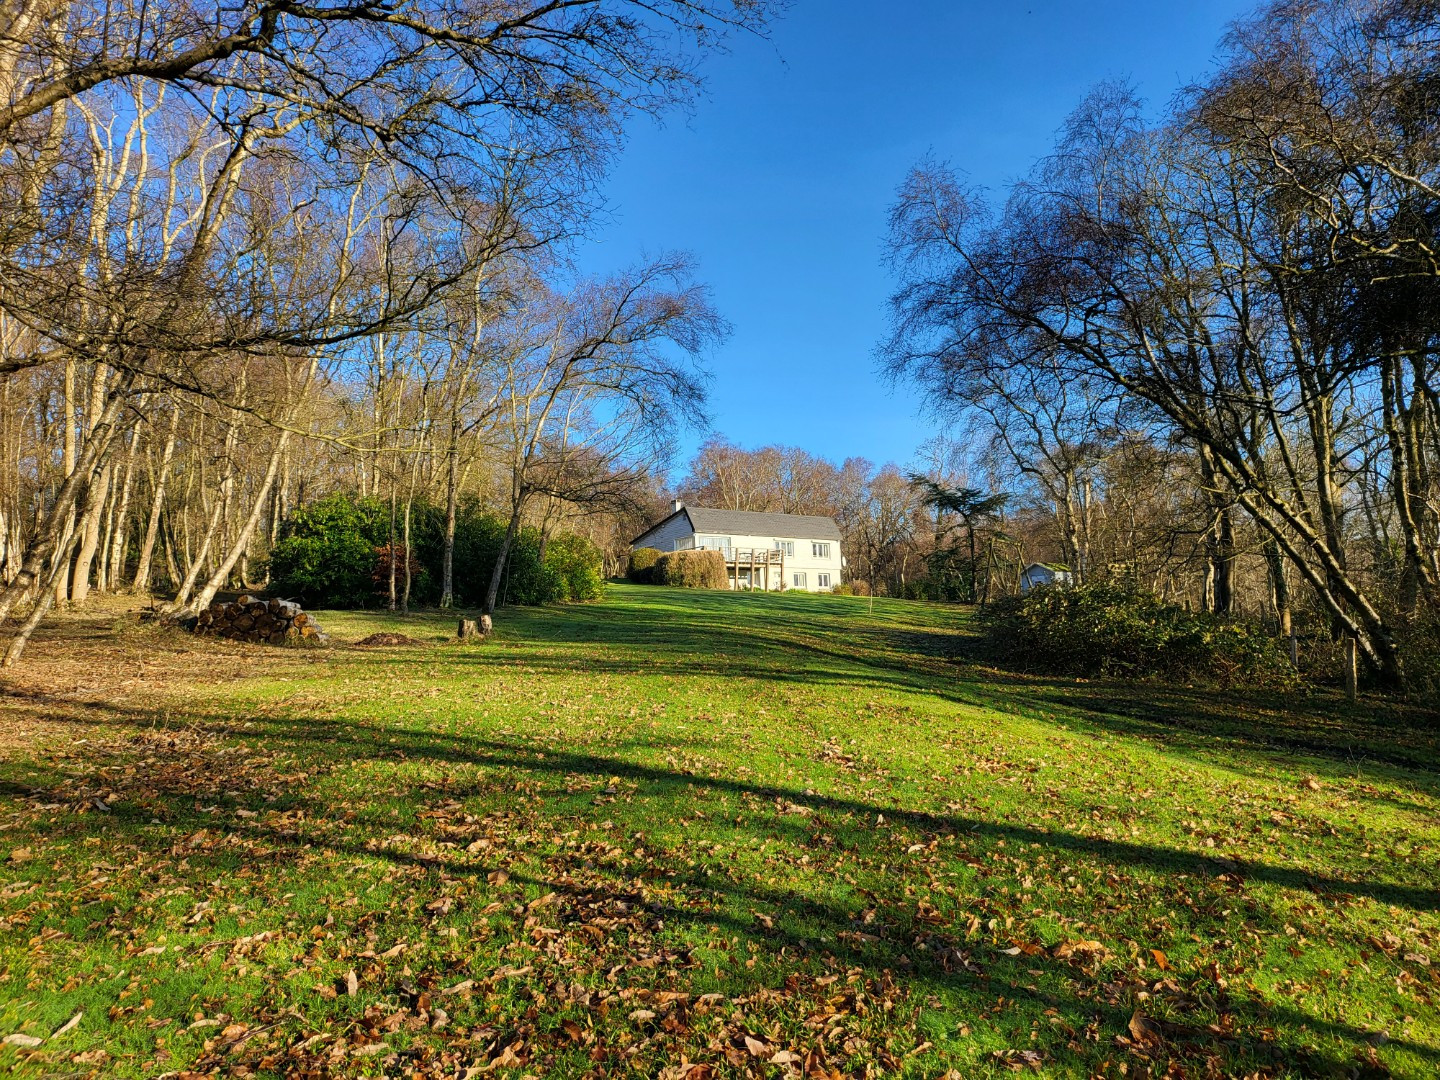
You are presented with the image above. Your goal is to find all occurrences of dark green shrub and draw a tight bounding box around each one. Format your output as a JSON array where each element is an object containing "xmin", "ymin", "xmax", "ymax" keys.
[
  {"xmin": 979, "ymin": 583, "xmax": 1298, "ymax": 689},
  {"xmin": 655, "ymin": 549, "xmax": 727, "ymax": 589},
  {"xmin": 272, "ymin": 494, "xmax": 601, "ymax": 610},
  {"xmin": 545, "ymin": 534, "xmax": 605, "ymax": 602},
  {"xmin": 268, "ymin": 494, "xmax": 388, "ymax": 607},
  {"xmin": 627, "ymin": 547, "xmax": 662, "ymax": 584},
  {"xmin": 413, "ymin": 503, "xmax": 560, "ymax": 607}
]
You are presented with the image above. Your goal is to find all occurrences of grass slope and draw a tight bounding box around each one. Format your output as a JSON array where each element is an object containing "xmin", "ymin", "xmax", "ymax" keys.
[{"xmin": 0, "ymin": 585, "xmax": 1436, "ymax": 1078}]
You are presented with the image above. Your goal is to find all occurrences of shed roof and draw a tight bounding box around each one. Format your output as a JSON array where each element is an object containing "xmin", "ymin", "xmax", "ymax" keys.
[{"xmin": 633, "ymin": 506, "xmax": 842, "ymax": 546}]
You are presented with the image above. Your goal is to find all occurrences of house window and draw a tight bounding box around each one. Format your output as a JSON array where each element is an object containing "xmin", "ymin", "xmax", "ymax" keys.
[
  {"xmin": 812, "ymin": 542, "xmax": 831, "ymax": 558},
  {"xmin": 773, "ymin": 540, "xmax": 794, "ymax": 557},
  {"xmin": 793, "ymin": 572, "xmax": 807, "ymax": 588},
  {"xmin": 817, "ymin": 574, "xmax": 831, "ymax": 588},
  {"xmin": 697, "ymin": 536, "xmax": 731, "ymax": 553}
]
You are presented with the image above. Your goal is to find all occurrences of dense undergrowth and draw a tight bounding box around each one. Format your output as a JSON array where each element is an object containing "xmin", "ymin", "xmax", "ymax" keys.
[{"xmin": 980, "ymin": 584, "xmax": 1302, "ymax": 689}]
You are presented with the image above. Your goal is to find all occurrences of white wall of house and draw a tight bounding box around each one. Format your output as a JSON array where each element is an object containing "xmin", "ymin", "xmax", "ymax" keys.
[
  {"xmin": 633, "ymin": 507, "xmax": 844, "ymax": 593},
  {"xmin": 633, "ymin": 513, "xmax": 694, "ymax": 553},
  {"xmin": 694, "ymin": 532, "xmax": 842, "ymax": 592}
]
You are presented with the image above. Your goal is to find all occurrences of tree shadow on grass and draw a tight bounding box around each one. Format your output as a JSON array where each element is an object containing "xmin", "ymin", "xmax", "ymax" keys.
[
  {"xmin": 442, "ymin": 595, "xmax": 1440, "ymax": 793},
  {"xmin": 4, "ymin": 599, "xmax": 1437, "ymax": 1074},
  {"xmin": 0, "ymin": 701, "xmax": 1431, "ymax": 1078},
  {"xmin": 8, "ymin": 688, "xmax": 1436, "ymax": 916}
]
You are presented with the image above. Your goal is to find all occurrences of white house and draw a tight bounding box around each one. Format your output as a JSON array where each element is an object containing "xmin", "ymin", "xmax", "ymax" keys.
[
  {"xmin": 631, "ymin": 502, "xmax": 844, "ymax": 592},
  {"xmin": 1018, "ymin": 562, "xmax": 1073, "ymax": 594}
]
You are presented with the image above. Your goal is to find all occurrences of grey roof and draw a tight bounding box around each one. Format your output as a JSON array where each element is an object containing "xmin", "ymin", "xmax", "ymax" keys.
[{"xmin": 633, "ymin": 506, "xmax": 842, "ymax": 546}]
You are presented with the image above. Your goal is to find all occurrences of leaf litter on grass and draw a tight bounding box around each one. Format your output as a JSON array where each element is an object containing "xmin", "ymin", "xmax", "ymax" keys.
[{"xmin": 0, "ymin": 590, "xmax": 1434, "ymax": 1078}]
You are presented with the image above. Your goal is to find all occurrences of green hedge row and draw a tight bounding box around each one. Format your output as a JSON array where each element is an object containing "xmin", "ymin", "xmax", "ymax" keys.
[
  {"xmin": 626, "ymin": 547, "xmax": 727, "ymax": 589},
  {"xmin": 979, "ymin": 583, "xmax": 1298, "ymax": 688},
  {"xmin": 267, "ymin": 494, "xmax": 604, "ymax": 609},
  {"xmin": 655, "ymin": 549, "xmax": 727, "ymax": 589},
  {"xmin": 626, "ymin": 547, "xmax": 662, "ymax": 584}
]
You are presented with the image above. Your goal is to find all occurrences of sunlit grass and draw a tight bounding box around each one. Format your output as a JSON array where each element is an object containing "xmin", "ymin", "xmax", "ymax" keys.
[{"xmin": 0, "ymin": 584, "xmax": 1435, "ymax": 1077}]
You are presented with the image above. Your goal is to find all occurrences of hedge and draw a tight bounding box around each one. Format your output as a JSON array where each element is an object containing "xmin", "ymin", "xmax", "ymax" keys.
[
  {"xmin": 270, "ymin": 493, "xmax": 603, "ymax": 608},
  {"xmin": 627, "ymin": 547, "xmax": 662, "ymax": 584},
  {"xmin": 654, "ymin": 549, "xmax": 727, "ymax": 589},
  {"xmin": 979, "ymin": 582, "xmax": 1298, "ymax": 689}
]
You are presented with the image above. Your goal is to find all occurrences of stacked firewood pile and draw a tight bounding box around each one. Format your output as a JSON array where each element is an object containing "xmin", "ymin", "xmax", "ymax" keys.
[{"xmin": 195, "ymin": 595, "xmax": 329, "ymax": 645}]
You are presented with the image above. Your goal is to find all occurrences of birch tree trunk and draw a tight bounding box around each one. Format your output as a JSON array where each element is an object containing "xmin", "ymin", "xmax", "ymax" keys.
[
  {"xmin": 68, "ymin": 461, "xmax": 112, "ymax": 603},
  {"xmin": 441, "ymin": 418, "xmax": 459, "ymax": 608},
  {"xmin": 133, "ymin": 403, "xmax": 179, "ymax": 594},
  {"xmin": 0, "ymin": 367, "xmax": 135, "ymax": 625},
  {"xmin": 165, "ymin": 415, "xmax": 240, "ymax": 613},
  {"xmin": 483, "ymin": 498, "xmax": 525, "ymax": 616},
  {"xmin": 185, "ymin": 430, "xmax": 291, "ymax": 615}
]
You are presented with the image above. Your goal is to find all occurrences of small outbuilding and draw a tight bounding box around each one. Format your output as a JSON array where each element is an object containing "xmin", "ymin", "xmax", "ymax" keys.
[{"xmin": 1018, "ymin": 562, "xmax": 1073, "ymax": 594}]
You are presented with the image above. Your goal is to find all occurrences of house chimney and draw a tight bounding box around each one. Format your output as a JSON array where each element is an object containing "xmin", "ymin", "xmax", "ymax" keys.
[{"xmin": 672, "ymin": 499, "xmax": 684, "ymax": 513}]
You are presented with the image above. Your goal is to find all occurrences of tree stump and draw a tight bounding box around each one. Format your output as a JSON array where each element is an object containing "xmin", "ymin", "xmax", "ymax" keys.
[{"xmin": 458, "ymin": 615, "xmax": 492, "ymax": 641}]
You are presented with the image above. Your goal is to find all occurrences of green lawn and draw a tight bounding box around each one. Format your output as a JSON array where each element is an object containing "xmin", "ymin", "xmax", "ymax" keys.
[{"xmin": 0, "ymin": 585, "xmax": 1436, "ymax": 1078}]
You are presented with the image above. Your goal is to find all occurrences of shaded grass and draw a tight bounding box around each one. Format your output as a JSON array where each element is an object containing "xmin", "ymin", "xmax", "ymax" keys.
[{"xmin": 0, "ymin": 585, "xmax": 1435, "ymax": 1078}]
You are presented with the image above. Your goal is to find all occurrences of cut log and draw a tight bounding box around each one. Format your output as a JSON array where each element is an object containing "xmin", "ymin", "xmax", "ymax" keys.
[{"xmin": 187, "ymin": 597, "xmax": 326, "ymax": 646}]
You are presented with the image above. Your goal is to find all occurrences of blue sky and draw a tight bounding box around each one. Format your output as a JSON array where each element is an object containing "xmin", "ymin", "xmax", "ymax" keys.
[{"xmin": 577, "ymin": 0, "xmax": 1258, "ymax": 474}]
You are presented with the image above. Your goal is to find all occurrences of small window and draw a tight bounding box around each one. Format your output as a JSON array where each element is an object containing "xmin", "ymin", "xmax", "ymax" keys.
[
  {"xmin": 773, "ymin": 540, "xmax": 794, "ymax": 557},
  {"xmin": 817, "ymin": 574, "xmax": 831, "ymax": 588},
  {"xmin": 812, "ymin": 542, "xmax": 831, "ymax": 558},
  {"xmin": 793, "ymin": 572, "xmax": 807, "ymax": 588}
]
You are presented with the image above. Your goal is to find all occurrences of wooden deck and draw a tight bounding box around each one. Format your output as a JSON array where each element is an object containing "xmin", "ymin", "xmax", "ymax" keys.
[{"xmin": 717, "ymin": 548, "xmax": 785, "ymax": 591}]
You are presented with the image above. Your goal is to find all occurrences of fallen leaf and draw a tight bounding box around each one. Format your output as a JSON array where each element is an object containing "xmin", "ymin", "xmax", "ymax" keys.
[
  {"xmin": 2, "ymin": 1033, "xmax": 41, "ymax": 1048},
  {"xmin": 52, "ymin": 1013, "xmax": 81, "ymax": 1038},
  {"xmin": 1128, "ymin": 1008, "xmax": 1162, "ymax": 1046}
]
